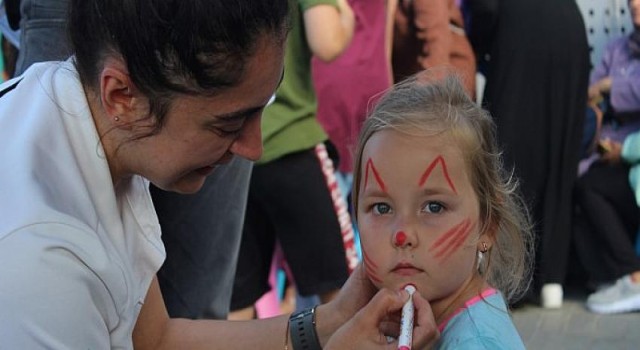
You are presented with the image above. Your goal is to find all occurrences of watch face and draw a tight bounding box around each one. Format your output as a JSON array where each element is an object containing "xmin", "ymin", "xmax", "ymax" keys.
[{"xmin": 292, "ymin": 307, "xmax": 315, "ymax": 319}]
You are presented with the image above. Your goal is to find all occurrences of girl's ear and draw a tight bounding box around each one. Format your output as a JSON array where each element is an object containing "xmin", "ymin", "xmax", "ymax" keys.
[{"xmin": 478, "ymin": 213, "xmax": 499, "ymax": 251}]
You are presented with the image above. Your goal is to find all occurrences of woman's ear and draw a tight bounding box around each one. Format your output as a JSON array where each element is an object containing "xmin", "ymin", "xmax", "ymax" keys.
[{"xmin": 99, "ymin": 59, "xmax": 139, "ymax": 125}]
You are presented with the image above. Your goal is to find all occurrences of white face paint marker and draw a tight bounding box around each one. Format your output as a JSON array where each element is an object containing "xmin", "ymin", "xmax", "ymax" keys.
[{"xmin": 398, "ymin": 284, "xmax": 416, "ymax": 350}]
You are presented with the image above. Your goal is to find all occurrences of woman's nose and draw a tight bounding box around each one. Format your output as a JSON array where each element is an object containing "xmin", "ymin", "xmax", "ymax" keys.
[{"xmin": 228, "ymin": 115, "xmax": 263, "ymax": 161}]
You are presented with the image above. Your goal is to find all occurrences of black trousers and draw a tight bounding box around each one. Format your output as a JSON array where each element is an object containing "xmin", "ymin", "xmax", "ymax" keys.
[{"xmin": 573, "ymin": 161, "xmax": 640, "ymax": 284}]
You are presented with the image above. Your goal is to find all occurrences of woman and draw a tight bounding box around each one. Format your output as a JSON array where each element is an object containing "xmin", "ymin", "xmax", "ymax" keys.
[{"xmin": 0, "ymin": 0, "xmax": 438, "ymax": 348}]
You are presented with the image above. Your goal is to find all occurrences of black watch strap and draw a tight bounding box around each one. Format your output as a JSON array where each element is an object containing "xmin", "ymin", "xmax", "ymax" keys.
[{"xmin": 289, "ymin": 306, "xmax": 322, "ymax": 350}]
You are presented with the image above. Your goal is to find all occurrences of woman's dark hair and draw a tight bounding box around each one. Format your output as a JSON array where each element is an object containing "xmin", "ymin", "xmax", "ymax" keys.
[{"xmin": 69, "ymin": 0, "xmax": 289, "ymax": 125}]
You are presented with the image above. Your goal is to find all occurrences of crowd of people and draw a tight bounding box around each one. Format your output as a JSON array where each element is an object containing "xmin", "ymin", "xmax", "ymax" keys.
[{"xmin": 0, "ymin": 0, "xmax": 639, "ymax": 348}]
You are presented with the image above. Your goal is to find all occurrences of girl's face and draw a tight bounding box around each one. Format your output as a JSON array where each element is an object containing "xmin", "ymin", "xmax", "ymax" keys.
[{"xmin": 357, "ymin": 129, "xmax": 485, "ymax": 307}]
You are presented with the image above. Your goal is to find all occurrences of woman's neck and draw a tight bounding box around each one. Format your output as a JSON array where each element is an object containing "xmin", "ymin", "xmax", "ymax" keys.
[{"xmin": 85, "ymin": 88, "xmax": 127, "ymax": 187}]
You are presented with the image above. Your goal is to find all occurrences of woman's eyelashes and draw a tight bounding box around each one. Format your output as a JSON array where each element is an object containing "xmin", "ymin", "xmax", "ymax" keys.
[
  {"xmin": 214, "ymin": 127, "xmax": 242, "ymax": 137},
  {"xmin": 209, "ymin": 110, "xmax": 261, "ymax": 137},
  {"xmin": 208, "ymin": 121, "xmax": 245, "ymax": 137}
]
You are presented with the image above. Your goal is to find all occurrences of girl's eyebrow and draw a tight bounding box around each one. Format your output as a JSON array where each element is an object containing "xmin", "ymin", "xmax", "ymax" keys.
[
  {"xmin": 360, "ymin": 188, "xmax": 387, "ymax": 198},
  {"xmin": 419, "ymin": 187, "xmax": 451, "ymax": 196}
]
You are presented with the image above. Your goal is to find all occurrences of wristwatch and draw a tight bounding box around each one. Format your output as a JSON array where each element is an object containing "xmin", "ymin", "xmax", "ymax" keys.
[{"xmin": 289, "ymin": 306, "xmax": 322, "ymax": 350}]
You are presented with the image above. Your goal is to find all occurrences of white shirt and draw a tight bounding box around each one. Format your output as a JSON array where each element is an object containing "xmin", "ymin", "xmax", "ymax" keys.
[{"xmin": 0, "ymin": 60, "xmax": 166, "ymax": 349}]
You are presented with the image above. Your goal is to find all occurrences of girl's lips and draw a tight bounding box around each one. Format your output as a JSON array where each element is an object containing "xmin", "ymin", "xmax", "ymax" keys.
[{"xmin": 392, "ymin": 263, "xmax": 423, "ymax": 276}]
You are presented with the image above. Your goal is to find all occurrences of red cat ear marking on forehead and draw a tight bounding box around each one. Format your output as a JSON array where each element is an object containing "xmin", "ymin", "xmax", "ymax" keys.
[
  {"xmin": 418, "ymin": 155, "xmax": 457, "ymax": 194},
  {"xmin": 365, "ymin": 158, "xmax": 387, "ymax": 192}
]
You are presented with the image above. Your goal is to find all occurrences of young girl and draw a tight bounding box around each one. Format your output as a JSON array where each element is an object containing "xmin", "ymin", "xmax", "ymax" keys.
[{"xmin": 352, "ymin": 73, "xmax": 534, "ymax": 348}]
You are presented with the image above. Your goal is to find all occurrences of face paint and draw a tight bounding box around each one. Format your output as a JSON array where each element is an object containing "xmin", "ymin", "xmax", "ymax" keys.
[
  {"xmin": 394, "ymin": 231, "xmax": 408, "ymax": 247},
  {"xmin": 418, "ymin": 155, "xmax": 457, "ymax": 194},
  {"xmin": 363, "ymin": 250, "xmax": 383, "ymax": 284},
  {"xmin": 430, "ymin": 219, "xmax": 473, "ymax": 262},
  {"xmin": 364, "ymin": 158, "xmax": 387, "ymax": 192}
]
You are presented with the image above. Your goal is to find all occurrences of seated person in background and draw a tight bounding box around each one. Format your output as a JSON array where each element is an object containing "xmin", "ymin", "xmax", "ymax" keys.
[
  {"xmin": 352, "ymin": 74, "xmax": 533, "ymax": 348},
  {"xmin": 573, "ymin": 0, "xmax": 640, "ymax": 315},
  {"xmin": 575, "ymin": 131, "xmax": 640, "ymax": 314},
  {"xmin": 585, "ymin": 0, "xmax": 640, "ymax": 155}
]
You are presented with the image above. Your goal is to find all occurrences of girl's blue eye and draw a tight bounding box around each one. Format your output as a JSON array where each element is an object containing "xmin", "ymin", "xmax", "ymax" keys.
[
  {"xmin": 372, "ymin": 203, "xmax": 392, "ymax": 215},
  {"xmin": 423, "ymin": 201, "xmax": 444, "ymax": 214}
]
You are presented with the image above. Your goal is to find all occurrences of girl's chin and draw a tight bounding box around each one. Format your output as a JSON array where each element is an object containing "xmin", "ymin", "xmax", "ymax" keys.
[{"xmin": 374, "ymin": 279, "xmax": 421, "ymax": 293}]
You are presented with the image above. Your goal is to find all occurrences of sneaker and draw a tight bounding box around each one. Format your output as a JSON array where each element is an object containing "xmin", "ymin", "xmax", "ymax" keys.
[
  {"xmin": 586, "ymin": 275, "xmax": 640, "ymax": 314},
  {"xmin": 540, "ymin": 283, "xmax": 563, "ymax": 309}
]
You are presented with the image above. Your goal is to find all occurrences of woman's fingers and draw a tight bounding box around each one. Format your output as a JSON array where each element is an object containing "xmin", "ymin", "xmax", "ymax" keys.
[
  {"xmin": 411, "ymin": 291, "xmax": 440, "ymax": 349},
  {"xmin": 325, "ymin": 288, "xmax": 409, "ymax": 349}
]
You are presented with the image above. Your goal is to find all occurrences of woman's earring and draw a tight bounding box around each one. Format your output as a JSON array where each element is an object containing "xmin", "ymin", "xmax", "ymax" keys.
[{"xmin": 114, "ymin": 116, "xmax": 120, "ymax": 122}]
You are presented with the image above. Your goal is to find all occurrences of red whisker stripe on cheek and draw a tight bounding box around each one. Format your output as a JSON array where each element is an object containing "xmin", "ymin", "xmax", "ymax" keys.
[
  {"xmin": 363, "ymin": 250, "xmax": 378, "ymax": 269},
  {"xmin": 366, "ymin": 269, "xmax": 383, "ymax": 284},
  {"xmin": 435, "ymin": 222, "xmax": 472, "ymax": 261},
  {"xmin": 431, "ymin": 219, "xmax": 468, "ymax": 250},
  {"xmin": 431, "ymin": 219, "xmax": 472, "ymax": 259},
  {"xmin": 363, "ymin": 250, "xmax": 382, "ymax": 283}
]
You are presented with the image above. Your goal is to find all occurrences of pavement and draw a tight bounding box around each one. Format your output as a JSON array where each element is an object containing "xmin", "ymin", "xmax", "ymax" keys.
[{"xmin": 511, "ymin": 286, "xmax": 640, "ymax": 350}]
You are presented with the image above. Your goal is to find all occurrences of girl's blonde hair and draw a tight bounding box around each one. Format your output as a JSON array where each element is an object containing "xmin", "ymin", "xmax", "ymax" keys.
[{"xmin": 352, "ymin": 73, "xmax": 534, "ymax": 303}]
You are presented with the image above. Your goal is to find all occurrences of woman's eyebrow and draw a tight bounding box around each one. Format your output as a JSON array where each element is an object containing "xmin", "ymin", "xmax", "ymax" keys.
[
  {"xmin": 213, "ymin": 69, "xmax": 284, "ymax": 122},
  {"xmin": 213, "ymin": 106, "xmax": 263, "ymax": 122}
]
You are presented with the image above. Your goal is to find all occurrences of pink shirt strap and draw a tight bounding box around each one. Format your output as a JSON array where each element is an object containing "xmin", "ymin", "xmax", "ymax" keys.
[{"xmin": 437, "ymin": 288, "xmax": 498, "ymax": 333}]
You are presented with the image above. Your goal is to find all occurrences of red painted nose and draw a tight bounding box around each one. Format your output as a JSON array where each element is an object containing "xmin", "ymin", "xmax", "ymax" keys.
[{"xmin": 394, "ymin": 231, "xmax": 407, "ymax": 246}]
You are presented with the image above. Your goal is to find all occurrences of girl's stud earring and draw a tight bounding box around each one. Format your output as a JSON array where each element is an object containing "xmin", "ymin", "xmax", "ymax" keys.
[{"xmin": 114, "ymin": 116, "xmax": 120, "ymax": 122}]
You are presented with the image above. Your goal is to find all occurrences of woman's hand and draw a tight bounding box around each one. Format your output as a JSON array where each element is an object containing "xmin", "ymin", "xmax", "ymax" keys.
[
  {"xmin": 588, "ymin": 77, "xmax": 612, "ymax": 104},
  {"xmin": 325, "ymin": 289, "xmax": 439, "ymax": 349},
  {"xmin": 315, "ymin": 264, "xmax": 378, "ymax": 346}
]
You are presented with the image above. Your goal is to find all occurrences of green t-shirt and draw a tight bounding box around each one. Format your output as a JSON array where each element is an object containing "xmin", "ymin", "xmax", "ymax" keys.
[{"xmin": 259, "ymin": 0, "xmax": 338, "ymax": 164}]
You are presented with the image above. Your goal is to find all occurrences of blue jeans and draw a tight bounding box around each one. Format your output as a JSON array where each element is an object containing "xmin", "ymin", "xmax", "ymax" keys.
[
  {"xmin": 153, "ymin": 156, "xmax": 253, "ymax": 319},
  {"xmin": 15, "ymin": 0, "xmax": 71, "ymax": 76}
]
